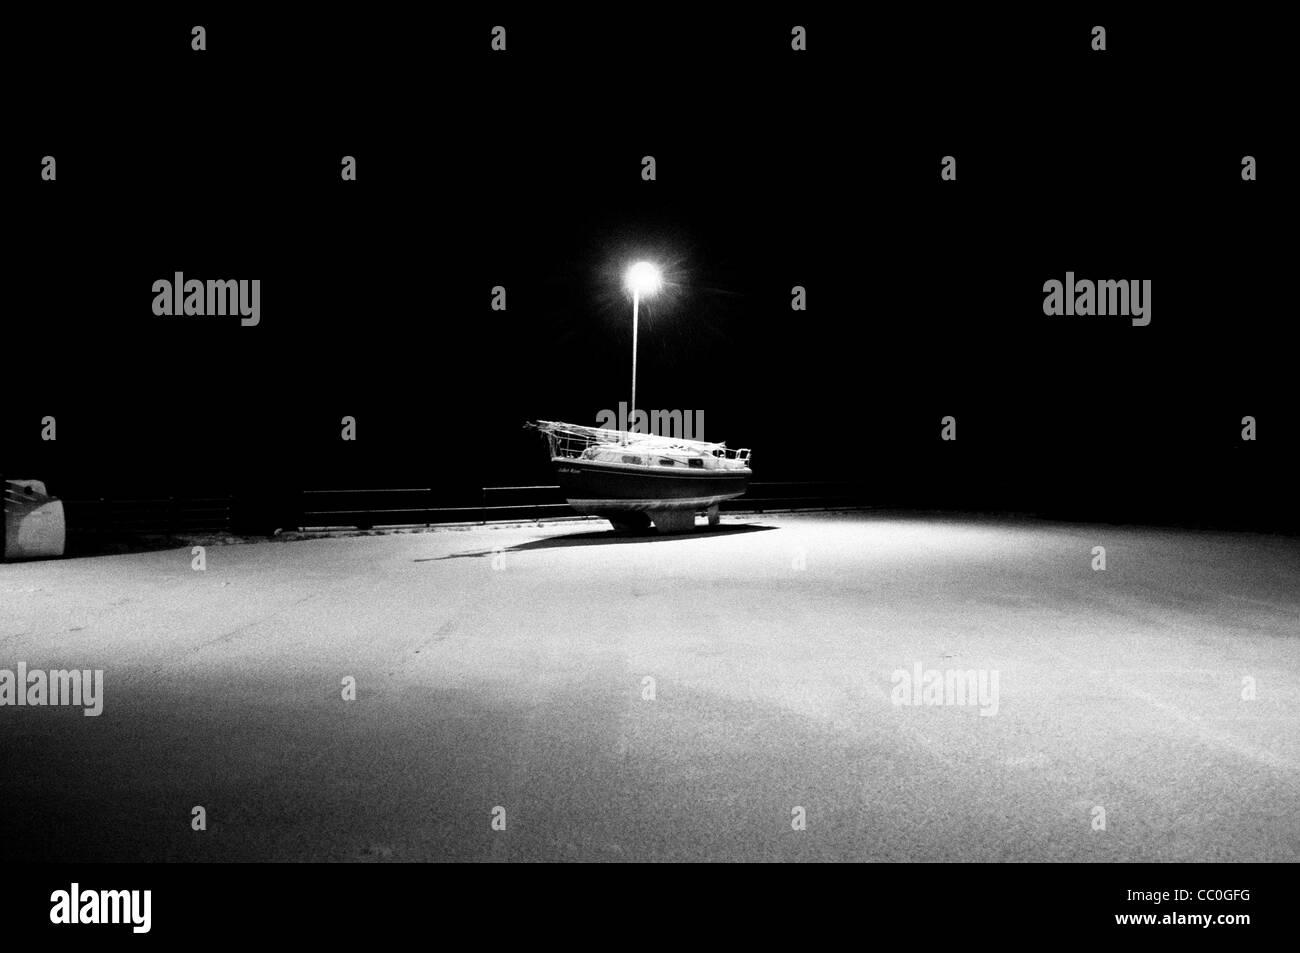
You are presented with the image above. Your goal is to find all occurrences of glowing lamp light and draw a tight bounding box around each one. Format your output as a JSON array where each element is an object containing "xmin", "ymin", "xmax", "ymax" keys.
[
  {"xmin": 624, "ymin": 260, "xmax": 663, "ymax": 432},
  {"xmin": 625, "ymin": 261, "xmax": 663, "ymax": 297}
]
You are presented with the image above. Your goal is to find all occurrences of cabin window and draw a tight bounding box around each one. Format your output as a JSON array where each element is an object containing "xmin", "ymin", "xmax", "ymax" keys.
[
  {"xmin": 658, "ymin": 458, "xmax": 676, "ymax": 466},
  {"xmin": 621, "ymin": 455, "xmax": 642, "ymax": 465},
  {"xmin": 688, "ymin": 458, "xmax": 704, "ymax": 468}
]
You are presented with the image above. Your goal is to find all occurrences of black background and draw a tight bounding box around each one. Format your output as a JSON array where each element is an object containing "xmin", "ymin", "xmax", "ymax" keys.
[
  {"xmin": 3, "ymin": 11, "xmax": 1293, "ymax": 531},
  {"xmin": 0, "ymin": 9, "xmax": 1294, "ymax": 938}
]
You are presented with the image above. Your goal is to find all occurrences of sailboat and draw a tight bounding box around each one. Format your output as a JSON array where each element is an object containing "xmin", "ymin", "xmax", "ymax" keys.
[{"xmin": 528, "ymin": 420, "xmax": 751, "ymax": 533}]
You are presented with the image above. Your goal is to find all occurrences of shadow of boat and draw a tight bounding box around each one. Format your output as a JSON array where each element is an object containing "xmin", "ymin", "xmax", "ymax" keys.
[{"xmin": 422, "ymin": 522, "xmax": 776, "ymax": 560}]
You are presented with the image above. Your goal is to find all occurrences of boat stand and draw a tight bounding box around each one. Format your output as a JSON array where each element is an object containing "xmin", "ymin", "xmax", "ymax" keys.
[{"xmin": 649, "ymin": 509, "xmax": 695, "ymax": 534}]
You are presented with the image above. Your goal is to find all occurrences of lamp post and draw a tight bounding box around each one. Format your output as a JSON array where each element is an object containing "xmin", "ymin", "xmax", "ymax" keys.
[{"xmin": 624, "ymin": 261, "xmax": 663, "ymax": 431}]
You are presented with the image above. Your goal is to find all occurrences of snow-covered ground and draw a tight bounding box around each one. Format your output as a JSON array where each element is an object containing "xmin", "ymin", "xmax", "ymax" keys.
[{"xmin": 2, "ymin": 513, "xmax": 1297, "ymax": 861}]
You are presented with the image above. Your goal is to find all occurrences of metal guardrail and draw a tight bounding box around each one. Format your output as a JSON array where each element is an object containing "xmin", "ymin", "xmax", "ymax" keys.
[
  {"xmin": 298, "ymin": 483, "xmax": 870, "ymax": 529},
  {"xmin": 299, "ymin": 486, "xmax": 572, "ymax": 529},
  {"xmin": 51, "ymin": 483, "xmax": 872, "ymax": 536},
  {"xmin": 62, "ymin": 497, "xmax": 233, "ymax": 536}
]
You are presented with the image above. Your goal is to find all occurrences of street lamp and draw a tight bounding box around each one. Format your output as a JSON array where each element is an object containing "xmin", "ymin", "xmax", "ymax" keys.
[{"xmin": 624, "ymin": 261, "xmax": 663, "ymax": 430}]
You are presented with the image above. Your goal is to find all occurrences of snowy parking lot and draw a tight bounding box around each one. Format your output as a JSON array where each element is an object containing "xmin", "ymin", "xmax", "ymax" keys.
[{"xmin": 2, "ymin": 513, "xmax": 1297, "ymax": 861}]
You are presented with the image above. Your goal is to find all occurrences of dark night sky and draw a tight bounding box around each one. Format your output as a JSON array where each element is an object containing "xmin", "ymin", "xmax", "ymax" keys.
[{"xmin": 3, "ymin": 12, "xmax": 1293, "ymax": 530}]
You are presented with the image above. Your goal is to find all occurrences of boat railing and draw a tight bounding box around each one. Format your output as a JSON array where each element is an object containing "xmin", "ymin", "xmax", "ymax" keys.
[{"xmin": 529, "ymin": 420, "xmax": 750, "ymax": 468}]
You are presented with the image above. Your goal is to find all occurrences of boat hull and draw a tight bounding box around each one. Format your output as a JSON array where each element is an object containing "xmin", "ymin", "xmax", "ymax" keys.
[{"xmin": 553, "ymin": 459, "xmax": 749, "ymax": 517}]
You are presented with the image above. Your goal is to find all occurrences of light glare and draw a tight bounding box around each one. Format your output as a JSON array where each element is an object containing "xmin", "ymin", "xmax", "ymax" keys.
[{"xmin": 626, "ymin": 261, "xmax": 663, "ymax": 297}]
